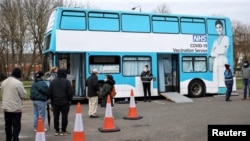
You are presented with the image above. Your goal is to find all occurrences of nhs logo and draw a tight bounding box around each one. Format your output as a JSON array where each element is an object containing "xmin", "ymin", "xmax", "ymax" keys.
[{"xmin": 193, "ymin": 35, "xmax": 207, "ymax": 42}]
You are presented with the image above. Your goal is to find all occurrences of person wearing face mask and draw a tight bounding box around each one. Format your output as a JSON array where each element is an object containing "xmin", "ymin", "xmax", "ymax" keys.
[
  {"xmin": 86, "ymin": 68, "xmax": 100, "ymax": 118},
  {"xmin": 211, "ymin": 19, "xmax": 230, "ymax": 90},
  {"xmin": 100, "ymin": 74, "xmax": 115, "ymax": 107},
  {"xmin": 140, "ymin": 65, "xmax": 153, "ymax": 102},
  {"xmin": 241, "ymin": 60, "xmax": 250, "ymax": 100}
]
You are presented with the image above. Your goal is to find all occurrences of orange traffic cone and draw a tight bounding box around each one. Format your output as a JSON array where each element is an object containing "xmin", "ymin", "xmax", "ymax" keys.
[
  {"xmin": 123, "ymin": 89, "xmax": 143, "ymax": 120},
  {"xmin": 72, "ymin": 102, "xmax": 86, "ymax": 141},
  {"xmin": 98, "ymin": 95, "xmax": 120, "ymax": 132},
  {"xmin": 35, "ymin": 117, "xmax": 46, "ymax": 141}
]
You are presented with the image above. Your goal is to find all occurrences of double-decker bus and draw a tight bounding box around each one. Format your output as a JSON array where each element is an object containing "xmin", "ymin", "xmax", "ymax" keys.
[{"xmin": 42, "ymin": 7, "xmax": 235, "ymax": 100}]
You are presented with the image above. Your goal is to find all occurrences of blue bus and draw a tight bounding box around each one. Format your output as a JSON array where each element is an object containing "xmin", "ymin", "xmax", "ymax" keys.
[{"xmin": 42, "ymin": 7, "xmax": 235, "ymax": 100}]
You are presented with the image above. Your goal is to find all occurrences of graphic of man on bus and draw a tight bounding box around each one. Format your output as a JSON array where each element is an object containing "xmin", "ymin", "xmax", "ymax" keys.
[{"xmin": 211, "ymin": 19, "xmax": 229, "ymax": 88}]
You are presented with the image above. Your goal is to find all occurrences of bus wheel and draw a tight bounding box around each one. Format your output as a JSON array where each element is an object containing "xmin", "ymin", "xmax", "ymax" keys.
[{"xmin": 188, "ymin": 80, "xmax": 205, "ymax": 97}]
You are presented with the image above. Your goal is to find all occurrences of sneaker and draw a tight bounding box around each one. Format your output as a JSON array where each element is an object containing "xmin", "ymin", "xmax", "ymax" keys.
[
  {"xmin": 44, "ymin": 128, "xmax": 47, "ymax": 132},
  {"xmin": 34, "ymin": 129, "xmax": 37, "ymax": 132},
  {"xmin": 60, "ymin": 131, "xmax": 70, "ymax": 136},
  {"xmin": 54, "ymin": 131, "xmax": 59, "ymax": 136}
]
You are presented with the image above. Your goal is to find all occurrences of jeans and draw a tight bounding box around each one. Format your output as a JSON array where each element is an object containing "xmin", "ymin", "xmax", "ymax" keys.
[
  {"xmin": 4, "ymin": 112, "xmax": 22, "ymax": 141},
  {"xmin": 243, "ymin": 79, "xmax": 250, "ymax": 98},
  {"xmin": 33, "ymin": 100, "xmax": 47, "ymax": 129}
]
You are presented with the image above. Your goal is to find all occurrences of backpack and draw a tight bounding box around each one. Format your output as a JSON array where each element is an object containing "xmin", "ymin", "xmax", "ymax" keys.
[{"xmin": 110, "ymin": 86, "xmax": 116, "ymax": 97}]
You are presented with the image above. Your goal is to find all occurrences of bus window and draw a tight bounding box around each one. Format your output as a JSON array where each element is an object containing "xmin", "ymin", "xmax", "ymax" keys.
[
  {"xmin": 43, "ymin": 53, "xmax": 53, "ymax": 73},
  {"xmin": 88, "ymin": 12, "xmax": 119, "ymax": 31},
  {"xmin": 182, "ymin": 56, "xmax": 207, "ymax": 72},
  {"xmin": 89, "ymin": 56, "xmax": 120, "ymax": 73},
  {"xmin": 60, "ymin": 11, "xmax": 86, "ymax": 30},
  {"xmin": 43, "ymin": 34, "xmax": 51, "ymax": 50},
  {"xmin": 121, "ymin": 14, "xmax": 150, "ymax": 32},
  {"xmin": 152, "ymin": 16, "xmax": 179, "ymax": 33},
  {"xmin": 123, "ymin": 56, "xmax": 151, "ymax": 76},
  {"xmin": 180, "ymin": 17, "xmax": 206, "ymax": 34},
  {"xmin": 57, "ymin": 54, "xmax": 70, "ymax": 74}
]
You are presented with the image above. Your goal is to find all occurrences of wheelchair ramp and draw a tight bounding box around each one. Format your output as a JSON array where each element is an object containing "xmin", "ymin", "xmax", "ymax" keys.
[{"xmin": 161, "ymin": 92, "xmax": 193, "ymax": 103}]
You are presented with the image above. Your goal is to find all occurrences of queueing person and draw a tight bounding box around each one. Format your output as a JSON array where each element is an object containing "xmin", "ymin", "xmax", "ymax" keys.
[
  {"xmin": 30, "ymin": 71, "xmax": 49, "ymax": 131},
  {"xmin": 48, "ymin": 69, "xmax": 73, "ymax": 136},
  {"xmin": 86, "ymin": 68, "xmax": 100, "ymax": 118},
  {"xmin": 101, "ymin": 74, "xmax": 116, "ymax": 107},
  {"xmin": 1, "ymin": 68, "xmax": 27, "ymax": 141}
]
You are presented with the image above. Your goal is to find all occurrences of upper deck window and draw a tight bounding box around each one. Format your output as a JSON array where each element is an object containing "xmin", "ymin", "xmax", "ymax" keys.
[
  {"xmin": 121, "ymin": 14, "xmax": 150, "ymax": 32},
  {"xmin": 180, "ymin": 17, "xmax": 206, "ymax": 34},
  {"xmin": 152, "ymin": 16, "xmax": 179, "ymax": 33},
  {"xmin": 88, "ymin": 12, "xmax": 119, "ymax": 31},
  {"xmin": 60, "ymin": 11, "xmax": 86, "ymax": 30}
]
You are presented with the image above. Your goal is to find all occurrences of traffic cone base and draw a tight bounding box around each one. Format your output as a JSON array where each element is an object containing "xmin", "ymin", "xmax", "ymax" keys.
[
  {"xmin": 99, "ymin": 95, "xmax": 120, "ymax": 133},
  {"xmin": 98, "ymin": 126, "xmax": 120, "ymax": 132},
  {"xmin": 123, "ymin": 89, "xmax": 143, "ymax": 120},
  {"xmin": 123, "ymin": 116, "xmax": 143, "ymax": 120}
]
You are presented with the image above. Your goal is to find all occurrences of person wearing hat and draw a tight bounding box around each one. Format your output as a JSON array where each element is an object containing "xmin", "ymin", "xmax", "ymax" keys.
[
  {"xmin": 86, "ymin": 68, "xmax": 100, "ymax": 118},
  {"xmin": 48, "ymin": 69, "xmax": 73, "ymax": 136},
  {"xmin": 30, "ymin": 71, "xmax": 49, "ymax": 131},
  {"xmin": 140, "ymin": 65, "xmax": 153, "ymax": 102},
  {"xmin": 224, "ymin": 64, "xmax": 234, "ymax": 101},
  {"xmin": 1, "ymin": 67, "xmax": 27, "ymax": 141}
]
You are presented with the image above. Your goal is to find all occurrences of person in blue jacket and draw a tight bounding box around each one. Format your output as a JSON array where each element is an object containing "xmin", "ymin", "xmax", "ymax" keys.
[
  {"xmin": 224, "ymin": 64, "xmax": 234, "ymax": 101},
  {"xmin": 30, "ymin": 71, "xmax": 49, "ymax": 131}
]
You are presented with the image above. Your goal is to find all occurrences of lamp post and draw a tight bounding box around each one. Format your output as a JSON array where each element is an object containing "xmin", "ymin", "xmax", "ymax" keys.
[{"xmin": 131, "ymin": 6, "xmax": 141, "ymax": 12}]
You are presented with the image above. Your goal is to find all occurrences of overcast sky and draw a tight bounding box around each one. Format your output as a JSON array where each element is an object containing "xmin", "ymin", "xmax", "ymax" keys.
[{"xmin": 82, "ymin": 0, "xmax": 250, "ymax": 24}]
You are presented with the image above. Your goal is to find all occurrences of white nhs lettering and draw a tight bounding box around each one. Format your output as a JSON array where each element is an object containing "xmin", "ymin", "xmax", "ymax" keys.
[{"xmin": 193, "ymin": 35, "xmax": 207, "ymax": 42}]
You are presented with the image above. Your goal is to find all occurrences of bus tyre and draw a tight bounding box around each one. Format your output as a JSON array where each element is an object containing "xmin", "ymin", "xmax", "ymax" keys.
[{"xmin": 188, "ymin": 80, "xmax": 205, "ymax": 97}]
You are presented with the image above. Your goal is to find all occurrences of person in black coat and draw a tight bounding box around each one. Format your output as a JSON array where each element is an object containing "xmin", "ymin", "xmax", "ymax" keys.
[
  {"xmin": 140, "ymin": 65, "xmax": 153, "ymax": 102},
  {"xmin": 86, "ymin": 68, "xmax": 100, "ymax": 118},
  {"xmin": 101, "ymin": 74, "xmax": 115, "ymax": 107},
  {"xmin": 48, "ymin": 69, "xmax": 73, "ymax": 136}
]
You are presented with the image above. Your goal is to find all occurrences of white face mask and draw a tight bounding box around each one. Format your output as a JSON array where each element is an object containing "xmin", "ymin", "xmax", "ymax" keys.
[{"xmin": 104, "ymin": 78, "xmax": 107, "ymax": 82}]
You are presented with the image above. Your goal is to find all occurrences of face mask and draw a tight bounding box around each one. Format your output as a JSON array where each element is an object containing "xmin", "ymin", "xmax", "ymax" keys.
[
  {"xmin": 104, "ymin": 78, "xmax": 107, "ymax": 82},
  {"xmin": 144, "ymin": 68, "xmax": 147, "ymax": 72}
]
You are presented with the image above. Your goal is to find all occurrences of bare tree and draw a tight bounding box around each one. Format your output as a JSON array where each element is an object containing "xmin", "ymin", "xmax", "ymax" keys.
[
  {"xmin": 22, "ymin": 0, "xmax": 54, "ymax": 80},
  {"xmin": 232, "ymin": 20, "xmax": 250, "ymax": 70},
  {"xmin": 0, "ymin": 0, "xmax": 27, "ymax": 73},
  {"xmin": 153, "ymin": 3, "xmax": 171, "ymax": 14}
]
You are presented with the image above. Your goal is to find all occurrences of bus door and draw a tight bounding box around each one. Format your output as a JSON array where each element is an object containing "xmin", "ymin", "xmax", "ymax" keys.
[
  {"xmin": 158, "ymin": 54, "xmax": 179, "ymax": 93},
  {"xmin": 59, "ymin": 53, "xmax": 86, "ymax": 99}
]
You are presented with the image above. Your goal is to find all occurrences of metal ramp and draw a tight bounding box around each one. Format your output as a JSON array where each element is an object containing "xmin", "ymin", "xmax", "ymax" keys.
[{"xmin": 160, "ymin": 92, "xmax": 193, "ymax": 103}]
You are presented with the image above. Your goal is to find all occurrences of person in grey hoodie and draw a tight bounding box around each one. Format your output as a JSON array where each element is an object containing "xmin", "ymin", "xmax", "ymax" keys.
[
  {"xmin": 241, "ymin": 60, "xmax": 250, "ymax": 100},
  {"xmin": 1, "ymin": 68, "xmax": 27, "ymax": 141}
]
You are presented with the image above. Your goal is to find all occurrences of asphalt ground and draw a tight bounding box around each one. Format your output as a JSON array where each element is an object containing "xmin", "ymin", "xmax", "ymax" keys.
[{"xmin": 1, "ymin": 90, "xmax": 250, "ymax": 141}]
